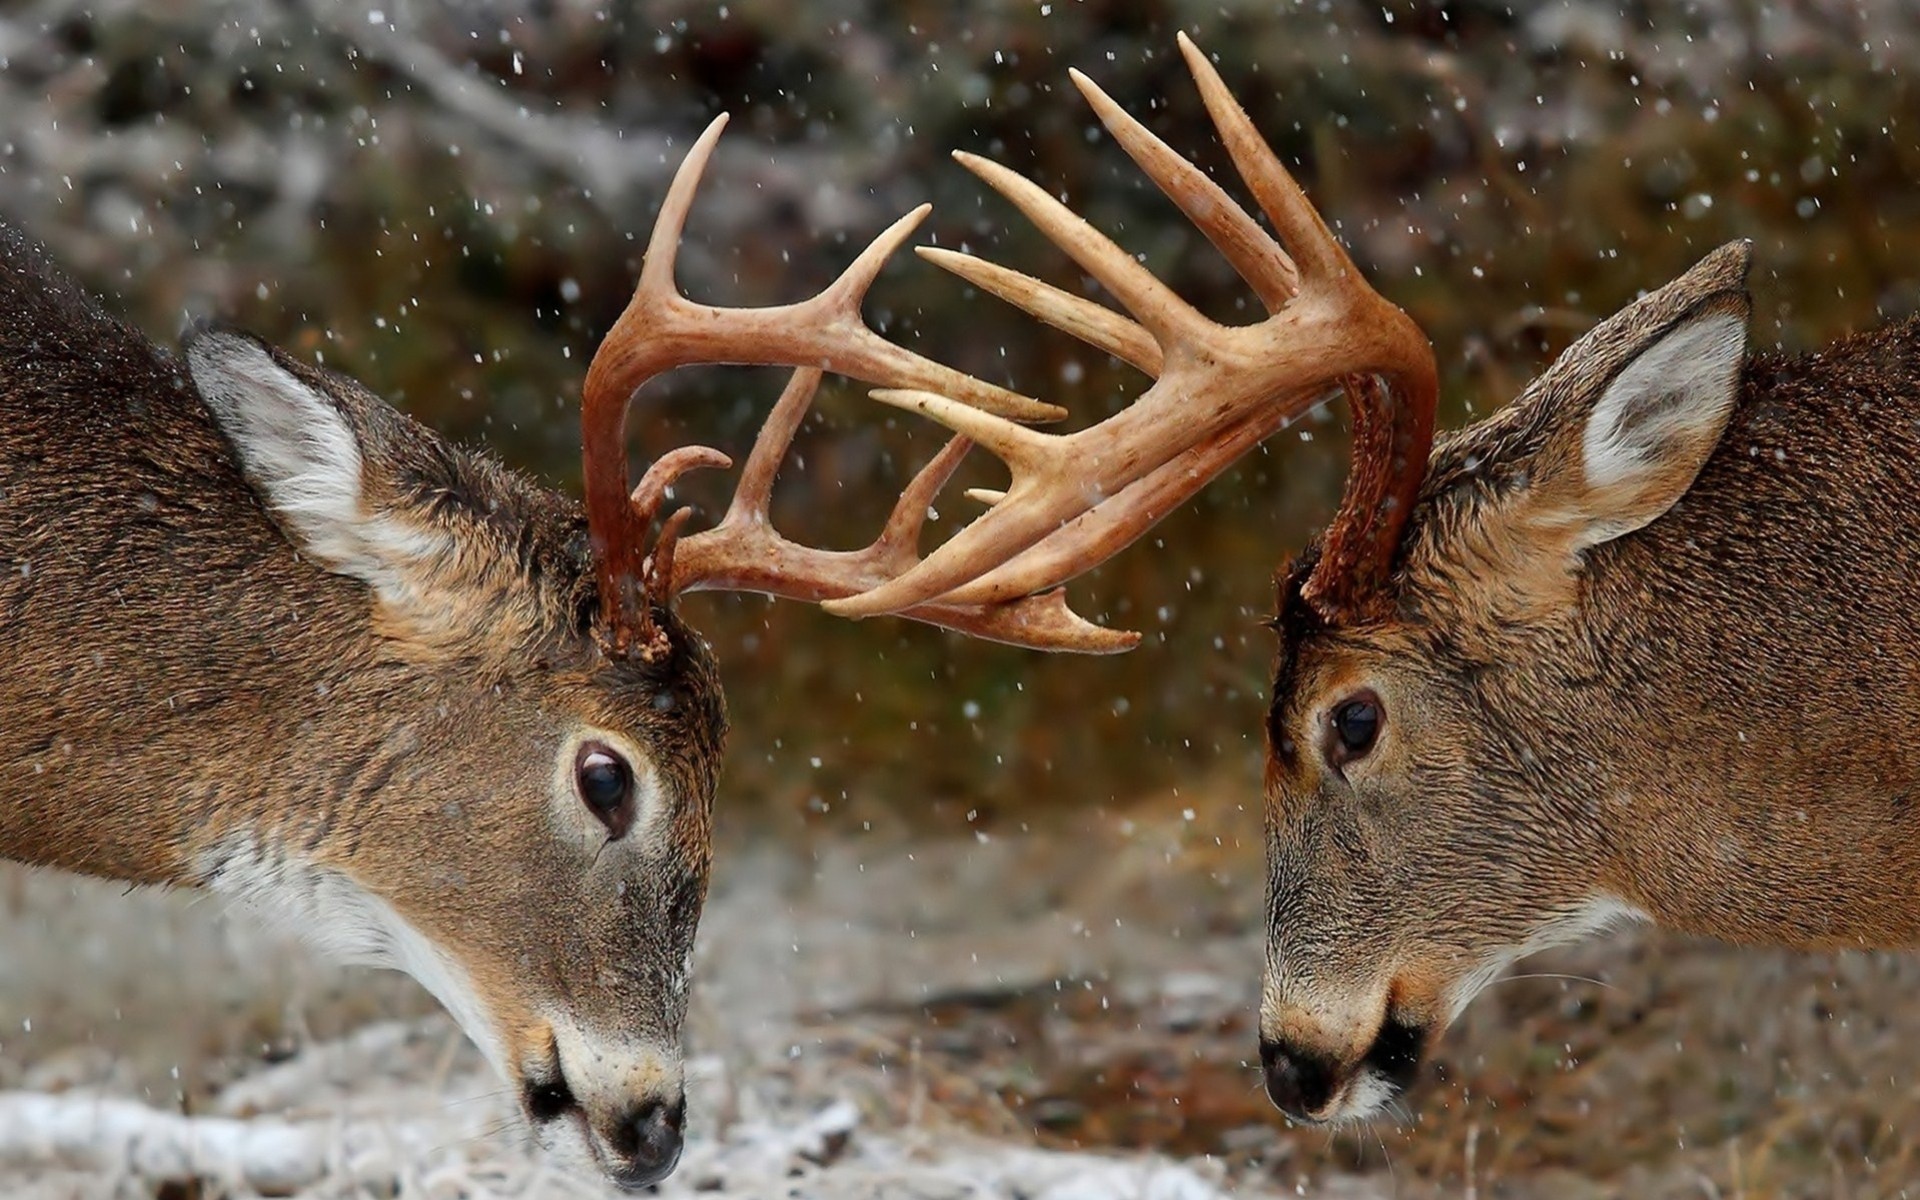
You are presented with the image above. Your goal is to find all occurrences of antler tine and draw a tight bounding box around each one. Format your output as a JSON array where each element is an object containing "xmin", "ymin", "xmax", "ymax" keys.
[
  {"xmin": 721, "ymin": 367, "xmax": 822, "ymax": 529},
  {"xmin": 638, "ymin": 115, "xmax": 728, "ymax": 300},
  {"xmin": 869, "ymin": 388, "xmax": 1051, "ymax": 474},
  {"xmin": 630, "ymin": 445, "xmax": 733, "ymax": 524},
  {"xmin": 644, "ymin": 506, "xmax": 697, "ymax": 608},
  {"xmin": 1066, "ymin": 66, "xmax": 1298, "ymax": 313},
  {"xmin": 951, "ymin": 151, "xmax": 1210, "ymax": 352},
  {"xmin": 1175, "ymin": 33, "xmax": 1355, "ymax": 288},
  {"xmin": 825, "ymin": 37, "xmax": 1435, "ymax": 622},
  {"xmin": 822, "ymin": 205, "xmax": 931, "ymax": 322},
  {"xmin": 874, "ymin": 433, "xmax": 975, "ymax": 557},
  {"xmin": 915, "ymin": 246, "xmax": 1163, "ymax": 376},
  {"xmin": 707, "ymin": 369, "xmax": 974, "ymax": 562}
]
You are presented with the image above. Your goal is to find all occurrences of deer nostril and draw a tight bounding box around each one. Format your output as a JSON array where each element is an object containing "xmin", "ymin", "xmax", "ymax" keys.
[
  {"xmin": 1260, "ymin": 1038, "xmax": 1340, "ymax": 1121},
  {"xmin": 607, "ymin": 1095, "xmax": 686, "ymax": 1190}
]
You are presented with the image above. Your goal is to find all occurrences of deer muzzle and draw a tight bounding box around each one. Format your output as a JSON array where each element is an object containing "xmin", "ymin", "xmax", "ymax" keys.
[
  {"xmin": 1258, "ymin": 1013, "xmax": 1428, "ymax": 1124},
  {"xmin": 523, "ymin": 1022, "xmax": 689, "ymax": 1189}
]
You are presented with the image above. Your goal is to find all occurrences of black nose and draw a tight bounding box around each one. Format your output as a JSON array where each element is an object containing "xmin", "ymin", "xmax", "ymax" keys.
[
  {"xmin": 1260, "ymin": 1038, "xmax": 1340, "ymax": 1120},
  {"xmin": 606, "ymin": 1096, "xmax": 685, "ymax": 1190}
]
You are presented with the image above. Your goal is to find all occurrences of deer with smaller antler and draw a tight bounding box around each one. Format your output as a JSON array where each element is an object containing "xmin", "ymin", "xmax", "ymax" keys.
[{"xmin": 0, "ymin": 36, "xmax": 1420, "ymax": 1190}]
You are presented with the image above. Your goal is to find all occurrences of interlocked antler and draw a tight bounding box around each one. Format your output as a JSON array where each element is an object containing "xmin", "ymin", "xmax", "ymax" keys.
[
  {"xmin": 582, "ymin": 33, "xmax": 1436, "ymax": 659},
  {"xmin": 580, "ymin": 115, "xmax": 1126, "ymax": 656},
  {"xmin": 820, "ymin": 33, "xmax": 1438, "ymax": 627}
]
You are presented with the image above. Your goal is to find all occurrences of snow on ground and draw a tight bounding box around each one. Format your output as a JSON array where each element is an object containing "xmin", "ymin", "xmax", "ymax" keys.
[
  {"xmin": 0, "ymin": 1014, "xmax": 1322, "ymax": 1200},
  {"xmin": 0, "ymin": 805, "xmax": 1344, "ymax": 1199}
]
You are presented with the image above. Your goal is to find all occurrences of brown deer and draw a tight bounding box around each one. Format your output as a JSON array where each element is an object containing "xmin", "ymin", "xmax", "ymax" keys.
[
  {"xmin": 1109, "ymin": 43, "xmax": 1920, "ymax": 1131},
  {"xmin": 0, "ymin": 36, "xmax": 1429, "ymax": 1188}
]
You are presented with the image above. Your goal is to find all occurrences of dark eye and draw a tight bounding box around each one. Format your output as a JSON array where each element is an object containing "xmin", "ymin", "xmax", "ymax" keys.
[
  {"xmin": 1327, "ymin": 691, "xmax": 1383, "ymax": 766},
  {"xmin": 575, "ymin": 743, "xmax": 635, "ymax": 839}
]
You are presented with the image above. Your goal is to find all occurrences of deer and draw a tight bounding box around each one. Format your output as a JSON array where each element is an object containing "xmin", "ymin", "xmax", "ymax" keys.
[
  {"xmin": 842, "ymin": 32, "xmax": 1920, "ymax": 1131},
  {"xmin": 1042, "ymin": 37, "xmax": 1920, "ymax": 1133},
  {"xmin": 0, "ymin": 35, "xmax": 1434, "ymax": 1190}
]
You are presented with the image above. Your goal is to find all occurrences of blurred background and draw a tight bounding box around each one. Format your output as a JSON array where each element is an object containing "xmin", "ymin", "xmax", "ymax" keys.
[{"xmin": 5, "ymin": 1, "xmax": 1920, "ymax": 1197}]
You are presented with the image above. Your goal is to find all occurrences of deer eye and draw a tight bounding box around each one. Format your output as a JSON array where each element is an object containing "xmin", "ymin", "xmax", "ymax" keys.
[
  {"xmin": 575, "ymin": 743, "xmax": 635, "ymax": 838},
  {"xmin": 1327, "ymin": 691, "xmax": 1383, "ymax": 767}
]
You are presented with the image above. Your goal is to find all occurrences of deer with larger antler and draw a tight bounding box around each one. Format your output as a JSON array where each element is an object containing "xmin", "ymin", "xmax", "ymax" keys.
[
  {"xmin": 1094, "ymin": 38, "xmax": 1920, "ymax": 1137},
  {"xmin": 0, "ymin": 36, "xmax": 1423, "ymax": 1190}
]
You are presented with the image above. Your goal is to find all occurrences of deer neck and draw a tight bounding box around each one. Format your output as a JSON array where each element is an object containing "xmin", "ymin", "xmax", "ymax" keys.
[
  {"xmin": 0, "ymin": 462, "xmax": 396, "ymax": 889},
  {"xmin": 0, "ymin": 600, "xmax": 393, "ymax": 889},
  {"xmin": 1582, "ymin": 430, "xmax": 1920, "ymax": 950},
  {"xmin": 1609, "ymin": 772, "xmax": 1920, "ymax": 950}
]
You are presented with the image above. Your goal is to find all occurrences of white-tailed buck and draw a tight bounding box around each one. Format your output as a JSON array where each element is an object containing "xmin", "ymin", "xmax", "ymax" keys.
[
  {"xmin": 0, "ymin": 34, "xmax": 1428, "ymax": 1190},
  {"xmin": 1170, "ymin": 47, "xmax": 1920, "ymax": 1135}
]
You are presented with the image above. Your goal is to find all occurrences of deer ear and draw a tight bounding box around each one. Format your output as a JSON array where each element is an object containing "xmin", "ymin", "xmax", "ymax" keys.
[
  {"xmin": 185, "ymin": 327, "xmax": 440, "ymax": 602},
  {"xmin": 1500, "ymin": 242, "xmax": 1752, "ymax": 559},
  {"xmin": 1563, "ymin": 299, "xmax": 1748, "ymax": 548}
]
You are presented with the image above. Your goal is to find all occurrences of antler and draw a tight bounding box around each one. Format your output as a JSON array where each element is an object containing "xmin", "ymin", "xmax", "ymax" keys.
[
  {"xmin": 581, "ymin": 115, "xmax": 1134, "ymax": 656},
  {"xmin": 820, "ymin": 33, "xmax": 1437, "ymax": 627},
  {"xmin": 582, "ymin": 33, "xmax": 1436, "ymax": 659}
]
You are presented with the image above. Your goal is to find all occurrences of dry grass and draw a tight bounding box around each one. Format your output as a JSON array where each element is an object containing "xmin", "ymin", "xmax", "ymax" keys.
[{"xmin": 779, "ymin": 785, "xmax": 1920, "ymax": 1200}]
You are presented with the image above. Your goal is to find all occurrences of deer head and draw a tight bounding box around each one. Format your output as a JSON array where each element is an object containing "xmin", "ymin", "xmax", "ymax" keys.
[
  {"xmin": 1015, "ymin": 36, "xmax": 1845, "ymax": 1134},
  {"xmin": 172, "ymin": 328, "xmax": 728, "ymax": 1187},
  {"xmin": 1257, "ymin": 240, "xmax": 1755, "ymax": 1124}
]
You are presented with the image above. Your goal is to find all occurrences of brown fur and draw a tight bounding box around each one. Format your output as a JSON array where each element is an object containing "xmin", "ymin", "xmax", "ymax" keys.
[
  {"xmin": 1261, "ymin": 239, "xmax": 1920, "ymax": 1122},
  {"xmin": 0, "ymin": 217, "xmax": 727, "ymax": 1182}
]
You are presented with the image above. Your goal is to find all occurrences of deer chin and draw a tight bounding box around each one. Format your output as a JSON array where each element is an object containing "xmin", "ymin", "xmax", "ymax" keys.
[
  {"xmin": 195, "ymin": 834, "xmax": 507, "ymax": 1079},
  {"xmin": 1314, "ymin": 1068, "xmax": 1403, "ymax": 1126},
  {"xmin": 523, "ymin": 1101, "xmax": 606, "ymax": 1182}
]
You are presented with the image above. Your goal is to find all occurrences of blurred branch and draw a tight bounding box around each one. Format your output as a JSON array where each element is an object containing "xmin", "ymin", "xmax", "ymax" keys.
[{"xmin": 300, "ymin": 0, "xmax": 884, "ymax": 231}]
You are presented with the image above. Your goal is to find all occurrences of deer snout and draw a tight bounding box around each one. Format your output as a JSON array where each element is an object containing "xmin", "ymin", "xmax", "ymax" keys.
[
  {"xmin": 1258, "ymin": 1003, "xmax": 1429, "ymax": 1124},
  {"xmin": 527, "ymin": 1023, "xmax": 689, "ymax": 1187},
  {"xmin": 1259, "ymin": 1037, "xmax": 1342, "ymax": 1120},
  {"xmin": 604, "ymin": 1095, "xmax": 686, "ymax": 1190}
]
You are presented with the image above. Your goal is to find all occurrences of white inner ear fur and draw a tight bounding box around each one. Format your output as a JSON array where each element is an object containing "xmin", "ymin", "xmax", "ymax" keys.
[
  {"xmin": 188, "ymin": 333, "xmax": 443, "ymax": 605},
  {"xmin": 1579, "ymin": 310, "xmax": 1746, "ymax": 498}
]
